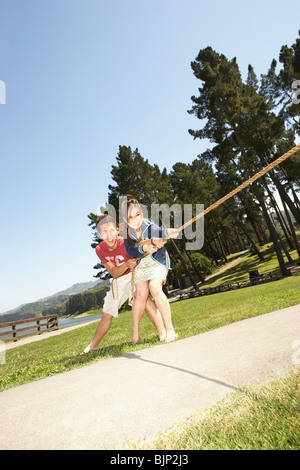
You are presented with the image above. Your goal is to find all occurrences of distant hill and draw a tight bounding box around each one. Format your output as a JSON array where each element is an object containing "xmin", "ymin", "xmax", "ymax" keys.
[
  {"xmin": 0, "ymin": 280, "xmax": 105, "ymax": 322},
  {"xmin": 46, "ymin": 280, "xmax": 102, "ymax": 298}
]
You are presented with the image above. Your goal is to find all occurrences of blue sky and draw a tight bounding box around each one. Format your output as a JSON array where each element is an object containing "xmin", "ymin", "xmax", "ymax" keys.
[{"xmin": 0, "ymin": 0, "xmax": 299, "ymax": 313}]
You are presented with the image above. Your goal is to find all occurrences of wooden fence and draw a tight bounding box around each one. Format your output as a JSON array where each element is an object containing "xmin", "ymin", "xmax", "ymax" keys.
[{"xmin": 0, "ymin": 315, "xmax": 59, "ymax": 343}]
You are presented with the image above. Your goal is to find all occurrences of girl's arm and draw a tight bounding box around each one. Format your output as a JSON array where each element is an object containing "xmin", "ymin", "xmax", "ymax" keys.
[
  {"xmin": 134, "ymin": 238, "xmax": 166, "ymax": 249},
  {"xmin": 148, "ymin": 222, "xmax": 168, "ymax": 239},
  {"xmin": 124, "ymin": 240, "xmax": 157, "ymax": 259},
  {"xmin": 133, "ymin": 223, "xmax": 177, "ymax": 247},
  {"xmin": 148, "ymin": 223, "xmax": 178, "ymax": 240}
]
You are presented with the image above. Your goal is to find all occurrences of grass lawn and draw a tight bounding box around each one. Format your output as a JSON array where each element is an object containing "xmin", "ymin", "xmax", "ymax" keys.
[
  {"xmin": 204, "ymin": 243, "xmax": 298, "ymax": 287},
  {"xmin": 124, "ymin": 369, "xmax": 300, "ymax": 450},
  {"xmin": 1, "ymin": 271, "xmax": 299, "ymax": 392}
]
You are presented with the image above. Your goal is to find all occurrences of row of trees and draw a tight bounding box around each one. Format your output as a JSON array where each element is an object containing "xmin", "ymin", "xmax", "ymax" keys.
[
  {"xmin": 65, "ymin": 287, "xmax": 109, "ymax": 316},
  {"xmin": 88, "ymin": 35, "xmax": 300, "ymax": 285},
  {"xmin": 186, "ymin": 39, "xmax": 300, "ymax": 276}
]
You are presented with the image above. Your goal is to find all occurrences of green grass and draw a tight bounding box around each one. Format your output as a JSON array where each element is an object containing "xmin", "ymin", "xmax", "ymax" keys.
[
  {"xmin": 1, "ymin": 272, "xmax": 299, "ymax": 392},
  {"xmin": 124, "ymin": 369, "xmax": 300, "ymax": 450},
  {"xmin": 204, "ymin": 244, "xmax": 298, "ymax": 287},
  {"xmin": 172, "ymin": 274, "xmax": 300, "ymax": 337},
  {"xmin": 1, "ymin": 244, "xmax": 299, "ymax": 393}
]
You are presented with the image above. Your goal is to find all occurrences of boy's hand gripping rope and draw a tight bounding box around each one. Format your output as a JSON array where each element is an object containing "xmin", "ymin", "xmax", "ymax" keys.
[{"xmin": 131, "ymin": 143, "xmax": 300, "ymax": 298}]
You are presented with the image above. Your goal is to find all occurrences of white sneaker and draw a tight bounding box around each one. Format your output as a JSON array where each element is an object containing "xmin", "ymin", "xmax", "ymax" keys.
[
  {"xmin": 80, "ymin": 345, "xmax": 97, "ymax": 355},
  {"xmin": 80, "ymin": 346, "xmax": 90, "ymax": 355},
  {"xmin": 165, "ymin": 330, "xmax": 178, "ymax": 343}
]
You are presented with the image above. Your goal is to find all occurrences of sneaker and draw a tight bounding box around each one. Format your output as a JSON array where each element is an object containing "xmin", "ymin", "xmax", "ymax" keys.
[
  {"xmin": 165, "ymin": 330, "xmax": 178, "ymax": 343},
  {"xmin": 80, "ymin": 345, "xmax": 97, "ymax": 355}
]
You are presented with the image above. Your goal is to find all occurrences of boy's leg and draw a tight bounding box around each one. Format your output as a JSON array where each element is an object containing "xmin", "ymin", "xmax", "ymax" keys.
[
  {"xmin": 89, "ymin": 313, "xmax": 113, "ymax": 349},
  {"xmin": 82, "ymin": 274, "xmax": 132, "ymax": 354},
  {"xmin": 82, "ymin": 313, "xmax": 113, "ymax": 353}
]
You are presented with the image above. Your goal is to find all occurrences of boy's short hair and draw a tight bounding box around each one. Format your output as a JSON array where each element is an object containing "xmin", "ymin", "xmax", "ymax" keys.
[{"xmin": 96, "ymin": 214, "xmax": 117, "ymax": 236}]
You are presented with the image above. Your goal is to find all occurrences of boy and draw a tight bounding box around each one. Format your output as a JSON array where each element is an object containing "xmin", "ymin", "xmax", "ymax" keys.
[{"xmin": 82, "ymin": 214, "xmax": 165, "ymax": 353}]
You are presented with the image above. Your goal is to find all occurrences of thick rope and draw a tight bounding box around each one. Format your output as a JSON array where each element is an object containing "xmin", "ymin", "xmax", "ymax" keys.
[
  {"xmin": 174, "ymin": 144, "xmax": 300, "ymax": 234},
  {"xmin": 131, "ymin": 143, "xmax": 300, "ymax": 297}
]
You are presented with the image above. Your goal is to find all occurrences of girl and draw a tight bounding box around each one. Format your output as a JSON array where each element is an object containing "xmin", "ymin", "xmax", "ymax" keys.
[
  {"xmin": 121, "ymin": 196, "xmax": 178, "ymax": 344},
  {"xmin": 81, "ymin": 214, "xmax": 165, "ymax": 354}
]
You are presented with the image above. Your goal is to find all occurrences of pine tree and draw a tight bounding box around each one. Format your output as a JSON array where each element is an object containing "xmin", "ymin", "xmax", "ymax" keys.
[{"xmin": 188, "ymin": 47, "xmax": 294, "ymax": 275}]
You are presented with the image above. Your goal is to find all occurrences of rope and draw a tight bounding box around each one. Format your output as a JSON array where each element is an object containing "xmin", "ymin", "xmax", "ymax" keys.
[
  {"xmin": 131, "ymin": 143, "xmax": 300, "ymax": 297},
  {"xmin": 174, "ymin": 144, "xmax": 300, "ymax": 235}
]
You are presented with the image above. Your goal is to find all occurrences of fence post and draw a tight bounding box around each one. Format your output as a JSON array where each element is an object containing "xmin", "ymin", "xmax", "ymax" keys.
[{"xmin": 0, "ymin": 340, "xmax": 5, "ymax": 364}]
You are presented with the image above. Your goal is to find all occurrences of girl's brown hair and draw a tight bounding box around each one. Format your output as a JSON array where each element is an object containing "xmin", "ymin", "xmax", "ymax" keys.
[{"xmin": 120, "ymin": 195, "xmax": 141, "ymax": 246}]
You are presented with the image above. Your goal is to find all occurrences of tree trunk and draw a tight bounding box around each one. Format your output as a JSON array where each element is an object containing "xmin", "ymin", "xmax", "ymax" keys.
[
  {"xmin": 232, "ymin": 224, "xmax": 246, "ymax": 251},
  {"xmin": 204, "ymin": 236, "xmax": 220, "ymax": 266},
  {"xmin": 252, "ymin": 182, "xmax": 290, "ymax": 276},
  {"xmin": 226, "ymin": 209, "xmax": 264, "ymax": 260},
  {"xmin": 268, "ymin": 209, "xmax": 293, "ymax": 262},
  {"xmin": 281, "ymin": 198, "xmax": 300, "ymax": 259},
  {"xmin": 216, "ymin": 231, "xmax": 228, "ymax": 263},
  {"xmin": 170, "ymin": 239, "xmax": 200, "ymax": 291},
  {"xmin": 265, "ymin": 184, "xmax": 294, "ymax": 249},
  {"xmin": 270, "ymin": 171, "xmax": 300, "ymax": 225},
  {"xmin": 184, "ymin": 248, "xmax": 205, "ymax": 283}
]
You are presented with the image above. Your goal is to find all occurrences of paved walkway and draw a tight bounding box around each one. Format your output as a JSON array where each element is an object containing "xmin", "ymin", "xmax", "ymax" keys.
[{"xmin": 0, "ymin": 304, "xmax": 299, "ymax": 450}]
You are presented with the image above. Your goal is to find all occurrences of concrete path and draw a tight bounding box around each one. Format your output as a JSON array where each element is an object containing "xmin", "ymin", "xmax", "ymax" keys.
[{"xmin": 0, "ymin": 304, "xmax": 299, "ymax": 450}]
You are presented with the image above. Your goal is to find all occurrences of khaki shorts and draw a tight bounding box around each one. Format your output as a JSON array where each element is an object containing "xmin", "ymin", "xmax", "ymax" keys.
[{"xmin": 102, "ymin": 272, "xmax": 133, "ymax": 318}]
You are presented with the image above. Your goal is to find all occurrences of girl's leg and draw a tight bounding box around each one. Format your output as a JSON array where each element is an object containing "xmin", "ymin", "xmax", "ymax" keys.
[
  {"xmin": 132, "ymin": 281, "xmax": 149, "ymax": 343},
  {"xmin": 145, "ymin": 297, "xmax": 166, "ymax": 341},
  {"xmin": 149, "ymin": 278, "xmax": 177, "ymax": 341},
  {"xmin": 82, "ymin": 313, "xmax": 113, "ymax": 353}
]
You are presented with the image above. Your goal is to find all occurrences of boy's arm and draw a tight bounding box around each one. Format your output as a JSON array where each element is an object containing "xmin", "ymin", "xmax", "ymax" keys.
[{"xmin": 103, "ymin": 258, "xmax": 136, "ymax": 278}]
